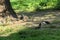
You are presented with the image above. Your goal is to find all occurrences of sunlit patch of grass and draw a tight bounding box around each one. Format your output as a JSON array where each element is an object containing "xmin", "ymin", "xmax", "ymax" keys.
[{"xmin": 0, "ymin": 25, "xmax": 27, "ymax": 36}]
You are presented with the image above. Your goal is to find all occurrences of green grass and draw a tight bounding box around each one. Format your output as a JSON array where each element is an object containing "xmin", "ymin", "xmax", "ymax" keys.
[
  {"xmin": 10, "ymin": 0, "xmax": 59, "ymax": 12},
  {"xmin": 0, "ymin": 25, "xmax": 60, "ymax": 40}
]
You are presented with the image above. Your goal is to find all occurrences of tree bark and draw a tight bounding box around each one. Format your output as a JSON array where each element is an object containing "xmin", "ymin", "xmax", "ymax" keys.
[{"xmin": 0, "ymin": 0, "xmax": 18, "ymax": 18}]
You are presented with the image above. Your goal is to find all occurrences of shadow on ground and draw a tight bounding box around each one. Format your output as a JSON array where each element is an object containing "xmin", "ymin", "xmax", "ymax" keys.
[
  {"xmin": 17, "ymin": 10, "xmax": 60, "ymax": 28},
  {"xmin": 0, "ymin": 28, "xmax": 60, "ymax": 40},
  {"xmin": 18, "ymin": 10, "xmax": 60, "ymax": 22}
]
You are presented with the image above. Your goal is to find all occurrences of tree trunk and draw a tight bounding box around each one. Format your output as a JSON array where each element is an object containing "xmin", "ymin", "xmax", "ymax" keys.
[{"xmin": 0, "ymin": 0, "xmax": 18, "ymax": 18}]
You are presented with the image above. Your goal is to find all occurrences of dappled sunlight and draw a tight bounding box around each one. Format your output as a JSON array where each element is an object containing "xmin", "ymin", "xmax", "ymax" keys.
[
  {"xmin": 15, "ymin": 10, "xmax": 60, "ymax": 28},
  {"xmin": 41, "ymin": 14, "xmax": 56, "ymax": 21},
  {"xmin": 0, "ymin": 0, "xmax": 60, "ymax": 40},
  {"xmin": 0, "ymin": 25, "xmax": 28, "ymax": 37}
]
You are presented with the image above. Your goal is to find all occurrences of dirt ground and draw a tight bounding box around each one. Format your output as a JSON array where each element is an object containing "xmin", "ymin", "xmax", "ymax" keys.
[{"xmin": 0, "ymin": 10, "xmax": 60, "ymax": 28}]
